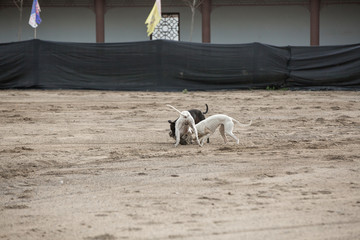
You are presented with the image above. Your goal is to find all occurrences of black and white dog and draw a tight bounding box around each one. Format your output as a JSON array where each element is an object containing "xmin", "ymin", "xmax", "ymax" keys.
[{"xmin": 168, "ymin": 104, "xmax": 209, "ymax": 145}]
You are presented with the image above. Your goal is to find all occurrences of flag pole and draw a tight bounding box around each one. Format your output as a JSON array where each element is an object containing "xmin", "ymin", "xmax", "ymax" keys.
[{"xmin": 29, "ymin": 0, "xmax": 41, "ymax": 39}]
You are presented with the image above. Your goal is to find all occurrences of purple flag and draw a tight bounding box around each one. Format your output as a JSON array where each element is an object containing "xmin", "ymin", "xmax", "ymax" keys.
[{"xmin": 29, "ymin": 0, "xmax": 41, "ymax": 28}]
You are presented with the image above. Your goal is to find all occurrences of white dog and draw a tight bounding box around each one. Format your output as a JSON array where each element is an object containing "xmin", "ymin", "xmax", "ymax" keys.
[
  {"xmin": 194, "ymin": 114, "xmax": 252, "ymax": 146},
  {"xmin": 167, "ymin": 105, "xmax": 201, "ymax": 147}
]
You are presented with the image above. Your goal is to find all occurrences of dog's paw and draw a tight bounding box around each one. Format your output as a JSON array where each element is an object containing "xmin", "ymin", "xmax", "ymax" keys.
[{"xmin": 180, "ymin": 138, "xmax": 189, "ymax": 145}]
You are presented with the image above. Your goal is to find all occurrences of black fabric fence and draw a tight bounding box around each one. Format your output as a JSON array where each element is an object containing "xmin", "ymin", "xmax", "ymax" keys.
[{"xmin": 1, "ymin": 39, "xmax": 360, "ymax": 91}]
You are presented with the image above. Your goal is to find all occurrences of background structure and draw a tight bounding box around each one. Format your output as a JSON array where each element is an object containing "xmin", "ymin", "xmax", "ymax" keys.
[{"xmin": 1, "ymin": 0, "xmax": 360, "ymax": 46}]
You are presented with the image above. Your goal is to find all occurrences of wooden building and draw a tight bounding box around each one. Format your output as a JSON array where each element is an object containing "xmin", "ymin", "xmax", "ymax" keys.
[{"xmin": 1, "ymin": 0, "xmax": 359, "ymax": 46}]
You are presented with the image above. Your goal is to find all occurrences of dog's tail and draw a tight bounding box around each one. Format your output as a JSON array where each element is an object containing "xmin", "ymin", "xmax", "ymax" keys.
[
  {"xmin": 202, "ymin": 104, "xmax": 209, "ymax": 115},
  {"xmin": 232, "ymin": 118, "xmax": 252, "ymax": 127},
  {"xmin": 167, "ymin": 104, "xmax": 182, "ymax": 114}
]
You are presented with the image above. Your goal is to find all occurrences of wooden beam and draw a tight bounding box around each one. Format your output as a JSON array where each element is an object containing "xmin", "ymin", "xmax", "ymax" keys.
[
  {"xmin": 95, "ymin": 0, "xmax": 105, "ymax": 43},
  {"xmin": 310, "ymin": 0, "xmax": 320, "ymax": 46},
  {"xmin": 201, "ymin": 0, "xmax": 211, "ymax": 43}
]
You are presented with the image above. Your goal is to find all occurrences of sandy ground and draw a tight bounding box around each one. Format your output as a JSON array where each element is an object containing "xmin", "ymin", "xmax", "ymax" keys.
[{"xmin": 0, "ymin": 90, "xmax": 359, "ymax": 240}]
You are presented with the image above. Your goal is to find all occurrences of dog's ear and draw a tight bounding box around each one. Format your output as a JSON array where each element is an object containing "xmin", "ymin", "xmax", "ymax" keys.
[{"xmin": 168, "ymin": 120, "xmax": 174, "ymax": 124}]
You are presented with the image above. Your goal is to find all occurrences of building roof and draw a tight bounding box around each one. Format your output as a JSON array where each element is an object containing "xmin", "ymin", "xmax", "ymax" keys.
[{"xmin": 2, "ymin": 0, "xmax": 360, "ymax": 8}]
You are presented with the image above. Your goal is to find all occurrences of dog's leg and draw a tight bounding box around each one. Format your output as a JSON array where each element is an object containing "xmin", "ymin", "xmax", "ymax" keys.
[
  {"xmin": 200, "ymin": 128, "xmax": 212, "ymax": 146},
  {"xmin": 190, "ymin": 118, "xmax": 201, "ymax": 147},
  {"xmin": 199, "ymin": 133, "xmax": 211, "ymax": 146},
  {"xmin": 200, "ymin": 137, "xmax": 205, "ymax": 146},
  {"xmin": 205, "ymin": 123, "xmax": 210, "ymax": 144},
  {"xmin": 198, "ymin": 133, "xmax": 206, "ymax": 146},
  {"xmin": 226, "ymin": 131, "xmax": 239, "ymax": 144},
  {"xmin": 219, "ymin": 124, "xmax": 228, "ymax": 144},
  {"xmin": 192, "ymin": 124, "xmax": 201, "ymax": 147},
  {"xmin": 225, "ymin": 129, "xmax": 239, "ymax": 144},
  {"xmin": 201, "ymin": 135, "xmax": 209, "ymax": 146},
  {"xmin": 224, "ymin": 121, "xmax": 239, "ymax": 144},
  {"xmin": 174, "ymin": 127, "xmax": 181, "ymax": 147}
]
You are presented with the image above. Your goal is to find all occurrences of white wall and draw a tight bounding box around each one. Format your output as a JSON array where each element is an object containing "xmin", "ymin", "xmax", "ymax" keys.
[
  {"xmin": 320, "ymin": 5, "xmax": 360, "ymax": 45},
  {"xmin": 0, "ymin": 7, "xmax": 35, "ymax": 43},
  {"xmin": 0, "ymin": 7, "xmax": 95, "ymax": 43},
  {"xmin": 1, "ymin": 4, "xmax": 359, "ymax": 45},
  {"xmin": 211, "ymin": 6, "xmax": 310, "ymax": 46},
  {"xmin": 105, "ymin": 7, "xmax": 148, "ymax": 42}
]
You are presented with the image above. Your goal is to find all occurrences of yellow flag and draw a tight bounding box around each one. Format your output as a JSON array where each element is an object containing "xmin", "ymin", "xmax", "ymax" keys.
[{"xmin": 145, "ymin": 0, "xmax": 161, "ymax": 36}]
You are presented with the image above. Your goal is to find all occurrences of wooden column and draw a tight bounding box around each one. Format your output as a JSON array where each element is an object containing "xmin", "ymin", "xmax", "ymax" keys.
[
  {"xmin": 201, "ymin": 0, "xmax": 211, "ymax": 43},
  {"xmin": 95, "ymin": 0, "xmax": 105, "ymax": 43},
  {"xmin": 310, "ymin": 0, "xmax": 320, "ymax": 46}
]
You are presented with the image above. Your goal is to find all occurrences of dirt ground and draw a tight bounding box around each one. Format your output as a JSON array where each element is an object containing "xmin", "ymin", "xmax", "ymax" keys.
[{"xmin": 0, "ymin": 90, "xmax": 359, "ymax": 240}]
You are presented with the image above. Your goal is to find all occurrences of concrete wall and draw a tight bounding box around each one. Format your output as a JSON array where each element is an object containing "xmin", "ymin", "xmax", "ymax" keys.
[
  {"xmin": 0, "ymin": 7, "xmax": 95, "ymax": 43},
  {"xmin": 211, "ymin": 6, "xmax": 309, "ymax": 45},
  {"xmin": 320, "ymin": 4, "xmax": 360, "ymax": 45},
  {"xmin": 1, "ymin": 4, "xmax": 359, "ymax": 45}
]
